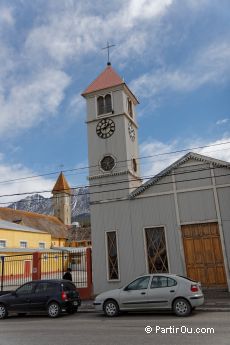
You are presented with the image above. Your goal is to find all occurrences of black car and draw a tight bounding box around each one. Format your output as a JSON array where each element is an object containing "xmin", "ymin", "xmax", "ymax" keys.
[{"xmin": 0, "ymin": 279, "xmax": 81, "ymax": 319}]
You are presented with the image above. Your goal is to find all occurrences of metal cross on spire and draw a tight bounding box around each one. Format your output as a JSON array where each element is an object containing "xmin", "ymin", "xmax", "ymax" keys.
[{"xmin": 102, "ymin": 41, "xmax": 115, "ymax": 65}]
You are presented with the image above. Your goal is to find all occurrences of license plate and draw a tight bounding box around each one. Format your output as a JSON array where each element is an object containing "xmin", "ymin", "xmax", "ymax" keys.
[{"xmin": 73, "ymin": 301, "xmax": 78, "ymax": 306}]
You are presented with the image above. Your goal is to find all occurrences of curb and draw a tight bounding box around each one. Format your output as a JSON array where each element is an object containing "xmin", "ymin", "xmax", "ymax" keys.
[
  {"xmin": 197, "ymin": 307, "xmax": 230, "ymax": 312},
  {"xmin": 78, "ymin": 307, "xmax": 230, "ymax": 313}
]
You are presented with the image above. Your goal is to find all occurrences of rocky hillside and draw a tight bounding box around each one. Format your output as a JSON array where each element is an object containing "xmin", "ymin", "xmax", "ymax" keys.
[{"xmin": 8, "ymin": 187, "xmax": 90, "ymax": 225}]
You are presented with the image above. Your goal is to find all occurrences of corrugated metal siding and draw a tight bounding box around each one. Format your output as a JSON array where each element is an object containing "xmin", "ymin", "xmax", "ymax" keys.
[
  {"xmin": 90, "ymin": 159, "xmax": 230, "ymax": 294},
  {"xmin": 130, "ymin": 195, "xmax": 183, "ymax": 275},
  {"xmin": 175, "ymin": 163, "xmax": 212, "ymax": 189},
  {"xmin": 141, "ymin": 175, "xmax": 173, "ymax": 195},
  {"xmin": 214, "ymin": 167, "xmax": 230, "ymax": 185},
  {"xmin": 91, "ymin": 192, "xmax": 185, "ymax": 294},
  {"xmin": 177, "ymin": 190, "xmax": 217, "ymax": 223}
]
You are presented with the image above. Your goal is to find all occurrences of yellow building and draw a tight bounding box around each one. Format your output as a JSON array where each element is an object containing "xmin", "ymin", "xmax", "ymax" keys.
[
  {"xmin": 0, "ymin": 208, "xmax": 67, "ymax": 248},
  {"xmin": 0, "ymin": 219, "xmax": 51, "ymax": 253}
]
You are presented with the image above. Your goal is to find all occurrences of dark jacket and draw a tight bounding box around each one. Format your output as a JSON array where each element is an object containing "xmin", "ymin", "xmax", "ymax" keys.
[{"xmin": 62, "ymin": 271, "xmax": 72, "ymax": 281}]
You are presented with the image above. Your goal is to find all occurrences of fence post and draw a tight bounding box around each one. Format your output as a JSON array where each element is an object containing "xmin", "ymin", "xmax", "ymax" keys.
[
  {"xmin": 0, "ymin": 256, "xmax": 4, "ymax": 292},
  {"xmin": 32, "ymin": 252, "xmax": 41, "ymax": 280},
  {"xmin": 86, "ymin": 247, "xmax": 93, "ymax": 298}
]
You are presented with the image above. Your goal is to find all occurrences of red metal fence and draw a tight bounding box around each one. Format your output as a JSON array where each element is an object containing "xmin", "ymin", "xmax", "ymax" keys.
[{"xmin": 0, "ymin": 248, "xmax": 92, "ymax": 300}]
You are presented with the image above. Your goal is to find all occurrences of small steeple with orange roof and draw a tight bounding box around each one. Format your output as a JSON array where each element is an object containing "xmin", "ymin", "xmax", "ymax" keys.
[
  {"xmin": 52, "ymin": 172, "xmax": 71, "ymax": 195},
  {"xmin": 52, "ymin": 172, "xmax": 71, "ymax": 225}
]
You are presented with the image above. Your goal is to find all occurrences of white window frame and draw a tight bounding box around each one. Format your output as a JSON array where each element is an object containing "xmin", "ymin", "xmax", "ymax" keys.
[
  {"xmin": 105, "ymin": 230, "xmax": 120, "ymax": 282},
  {"xmin": 143, "ymin": 225, "xmax": 170, "ymax": 274},
  {"xmin": 38, "ymin": 242, "xmax": 46, "ymax": 249},
  {"xmin": 0, "ymin": 240, "xmax": 7, "ymax": 248},
  {"xmin": 20, "ymin": 241, "xmax": 28, "ymax": 249},
  {"xmin": 127, "ymin": 97, "xmax": 133, "ymax": 118}
]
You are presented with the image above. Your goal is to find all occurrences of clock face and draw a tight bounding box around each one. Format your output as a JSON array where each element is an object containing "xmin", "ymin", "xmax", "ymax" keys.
[
  {"xmin": 128, "ymin": 121, "xmax": 135, "ymax": 141},
  {"xmin": 96, "ymin": 118, "xmax": 115, "ymax": 139},
  {"xmin": 100, "ymin": 155, "xmax": 115, "ymax": 172}
]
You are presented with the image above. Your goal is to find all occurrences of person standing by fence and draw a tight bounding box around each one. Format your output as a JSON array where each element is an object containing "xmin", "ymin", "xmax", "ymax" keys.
[{"xmin": 63, "ymin": 268, "xmax": 72, "ymax": 281}]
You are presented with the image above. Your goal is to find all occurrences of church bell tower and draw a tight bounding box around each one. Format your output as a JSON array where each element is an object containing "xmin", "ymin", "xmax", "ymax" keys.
[
  {"xmin": 52, "ymin": 172, "xmax": 71, "ymax": 225},
  {"xmin": 82, "ymin": 63, "xmax": 141, "ymax": 203}
]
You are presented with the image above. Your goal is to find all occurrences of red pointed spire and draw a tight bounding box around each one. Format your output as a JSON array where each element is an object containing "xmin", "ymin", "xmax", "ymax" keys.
[{"xmin": 82, "ymin": 65, "xmax": 124, "ymax": 96}]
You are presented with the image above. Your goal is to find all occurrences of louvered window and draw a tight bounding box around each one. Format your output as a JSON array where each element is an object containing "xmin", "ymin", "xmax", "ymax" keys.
[
  {"xmin": 97, "ymin": 96, "xmax": 104, "ymax": 115},
  {"xmin": 145, "ymin": 227, "xmax": 168, "ymax": 273},
  {"xmin": 105, "ymin": 94, "xmax": 112, "ymax": 113},
  {"xmin": 97, "ymin": 94, "xmax": 112, "ymax": 115},
  {"xmin": 106, "ymin": 231, "xmax": 119, "ymax": 280},
  {"xmin": 128, "ymin": 99, "xmax": 133, "ymax": 117}
]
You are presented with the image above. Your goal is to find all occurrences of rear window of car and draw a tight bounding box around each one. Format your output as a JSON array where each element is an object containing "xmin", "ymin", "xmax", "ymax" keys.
[
  {"xmin": 150, "ymin": 276, "xmax": 177, "ymax": 288},
  {"xmin": 63, "ymin": 283, "xmax": 76, "ymax": 292}
]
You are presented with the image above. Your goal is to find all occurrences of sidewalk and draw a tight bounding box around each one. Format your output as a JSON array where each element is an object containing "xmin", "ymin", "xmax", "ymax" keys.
[
  {"xmin": 197, "ymin": 289, "xmax": 230, "ymax": 311},
  {"xmin": 79, "ymin": 290, "xmax": 230, "ymax": 313}
]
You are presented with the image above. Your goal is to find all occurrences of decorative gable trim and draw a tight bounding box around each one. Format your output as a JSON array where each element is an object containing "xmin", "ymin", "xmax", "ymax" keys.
[{"xmin": 130, "ymin": 152, "xmax": 230, "ymax": 199}]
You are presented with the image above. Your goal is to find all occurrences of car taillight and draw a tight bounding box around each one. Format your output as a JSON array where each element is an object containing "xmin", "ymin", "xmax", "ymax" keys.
[
  {"xmin": 191, "ymin": 284, "xmax": 199, "ymax": 292},
  {"xmin": 61, "ymin": 291, "xmax": 68, "ymax": 301}
]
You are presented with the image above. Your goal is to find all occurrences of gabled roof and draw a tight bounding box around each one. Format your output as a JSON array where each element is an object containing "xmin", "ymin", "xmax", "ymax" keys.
[
  {"xmin": 82, "ymin": 65, "xmax": 124, "ymax": 96},
  {"xmin": 82, "ymin": 64, "xmax": 139, "ymax": 103},
  {"xmin": 52, "ymin": 172, "xmax": 71, "ymax": 195},
  {"xmin": 0, "ymin": 207, "xmax": 68, "ymax": 239},
  {"xmin": 0, "ymin": 219, "xmax": 47, "ymax": 234},
  {"xmin": 130, "ymin": 152, "xmax": 230, "ymax": 198}
]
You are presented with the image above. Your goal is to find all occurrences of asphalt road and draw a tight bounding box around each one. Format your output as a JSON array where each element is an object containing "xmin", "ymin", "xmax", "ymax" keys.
[{"xmin": 0, "ymin": 311, "xmax": 229, "ymax": 345}]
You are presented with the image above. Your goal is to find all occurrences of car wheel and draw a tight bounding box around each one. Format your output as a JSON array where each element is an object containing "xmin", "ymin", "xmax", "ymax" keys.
[
  {"xmin": 0, "ymin": 304, "xmax": 8, "ymax": 319},
  {"xmin": 47, "ymin": 302, "xmax": 61, "ymax": 318},
  {"xmin": 103, "ymin": 300, "xmax": 119, "ymax": 317},
  {"xmin": 173, "ymin": 298, "xmax": 191, "ymax": 317}
]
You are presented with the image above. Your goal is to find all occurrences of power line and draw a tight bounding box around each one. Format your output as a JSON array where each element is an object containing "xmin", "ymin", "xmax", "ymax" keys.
[
  {"xmin": 1, "ymin": 168, "xmax": 229, "ymax": 205},
  {"xmin": 0, "ymin": 140, "xmax": 229, "ymax": 185},
  {"xmin": 0, "ymin": 164, "xmax": 223, "ymax": 198}
]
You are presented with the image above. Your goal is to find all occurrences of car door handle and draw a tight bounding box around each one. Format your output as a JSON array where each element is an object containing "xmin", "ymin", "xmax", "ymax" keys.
[
  {"xmin": 170, "ymin": 290, "xmax": 175, "ymax": 293},
  {"xmin": 141, "ymin": 292, "xmax": 146, "ymax": 295}
]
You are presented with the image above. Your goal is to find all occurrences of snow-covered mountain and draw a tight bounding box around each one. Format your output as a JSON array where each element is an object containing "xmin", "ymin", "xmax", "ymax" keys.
[{"xmin": 8, "ymin": 187, "xmax": 90, "ymax": 225}]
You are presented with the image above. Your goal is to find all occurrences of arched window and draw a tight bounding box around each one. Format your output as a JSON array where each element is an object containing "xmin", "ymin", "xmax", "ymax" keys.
[
  {"xmin": 97, "ymin": 96, "xmax": 104, "ymax": 115},
  {"xmin": 105, "ymin": 94, "xmax": 112, "ymax": 113},
  {"xmin": 132, "ymin": 159, "xmax": 137, "ymax": 172},
  {"xmin": 97, "ymin": 94, "xmax": 112, "ymax": 115},
  {"xmin": 128, "ymin": 99, "xmax": 133, "ymax": 117}
]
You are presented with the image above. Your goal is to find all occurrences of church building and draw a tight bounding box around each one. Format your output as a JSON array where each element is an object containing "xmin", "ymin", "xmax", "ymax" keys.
[{"xmin": 82, "ymin": 63, "xmax": 230, "ymax": 293}]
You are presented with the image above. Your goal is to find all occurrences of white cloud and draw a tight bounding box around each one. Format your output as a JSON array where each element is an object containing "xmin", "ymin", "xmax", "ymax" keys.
[
  {"xmin": 0, "ymin": 0, "xmax": 228, "ymax": 139},
  {"xmin": 24, "ymin": 0, "xmax": 174, "ymax": 66},
  {"xmin": 0, "ymin": 69, "xmax": 70, "ymax": 136},
  {"xmin": 0, "ymin": 0, "xmax": 174, "ymax": 139},
  {"xmin": 0, "ymin": 156, "xmax": 54, "ymax": 204},
  {"xmin": 0, "ymin": 6, "xmax": 14, "ymax": 26},
  {"xmin": 68, "ymin": 93, "xmax": 85, "ymax": 119},
  {"xmin": 216, "ymin": 118, "xmax": 229, "ymax": 125},
  {"xmin": 119, "ymin": 0, "xmax": 173, "ymax": 27},
  {"xmin": 131, "ymin": 41, "xmax": 230, "ymax": 98},
  {"xmin": 140, "ymin": 136, "xmax": 230, "ymax": 177}
]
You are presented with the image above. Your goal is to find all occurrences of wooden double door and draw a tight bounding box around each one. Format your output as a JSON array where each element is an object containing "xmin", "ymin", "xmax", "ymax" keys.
[{"xmin": 181, "ymin": 223, "xmax": 227, "ymax": 288}]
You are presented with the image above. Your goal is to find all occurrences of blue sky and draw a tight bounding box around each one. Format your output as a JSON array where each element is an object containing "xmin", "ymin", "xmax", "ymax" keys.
[{"xmin": 0, "ymin": 0, "xmax": 230, "ymax": 203}]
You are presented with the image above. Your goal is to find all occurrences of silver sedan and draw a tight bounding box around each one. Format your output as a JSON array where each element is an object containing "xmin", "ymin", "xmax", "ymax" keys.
[{"xmin": 93, "ymin": 274, "xmax": 204, "ymax": 317}]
